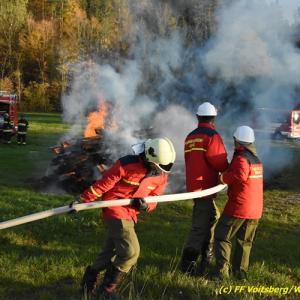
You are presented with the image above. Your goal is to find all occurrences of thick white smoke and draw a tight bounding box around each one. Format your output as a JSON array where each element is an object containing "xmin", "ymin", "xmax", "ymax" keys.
[
  {"xmin": 61, "ymin": 30, "xmax": 193, "ymax": 161},
  {"xmin": 204, "ymin": 0, "xmax": 300, "ymax": 92},
  {"xmin": 61, "ymin": 0, "xmax": 300, "ymax": 186},
  {"xmin": 202, "ymin": 0, "xmax": 300, "ymax": 176}
]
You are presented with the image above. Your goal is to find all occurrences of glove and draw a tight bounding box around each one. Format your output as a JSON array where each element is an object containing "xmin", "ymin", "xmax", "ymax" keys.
[
  {"xmin": 68, "ymin": 196, "xmax": 81, "ymax": 213},
  {"xmin": 80, "ymin": 189, "xmax": 99, "ymax": 202},
  {"xmin": 131, "ymin": 198, "xmax": 148, "ymax": 211}
]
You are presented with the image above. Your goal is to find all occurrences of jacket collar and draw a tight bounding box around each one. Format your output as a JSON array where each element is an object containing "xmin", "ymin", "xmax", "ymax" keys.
[
  {"xmin": 235, "ymin": 143, "xmax": 257, "ymax": 156},
  {"xmin": 197, "ymin": 122, "xmax": 216, "ymax": 129}
]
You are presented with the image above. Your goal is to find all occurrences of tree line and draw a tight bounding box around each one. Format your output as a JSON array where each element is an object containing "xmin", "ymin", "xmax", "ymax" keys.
[
  {"xmin": 0, "ymin": 0, "xmax": 220, "ymax": 112},
  {"xmin": 6, "ymin": 1, "xmax": 287, "ymax": 112},
  {"xmin": 0, "ymin": 0, "xmax": 137, "ymax": 111}
]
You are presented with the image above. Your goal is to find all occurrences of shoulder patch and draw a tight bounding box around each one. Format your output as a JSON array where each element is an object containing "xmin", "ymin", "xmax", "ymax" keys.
[
  {"xmin": 189, "ymin": 127, "xmax": 218, "ymax": 137},
  {"xmin": 240, "ymin": 150, "xmax": 261, "ymax": 165},
  {"xmin": 119, "ymin": 155, "xmax": 140, "ymax": 166}
]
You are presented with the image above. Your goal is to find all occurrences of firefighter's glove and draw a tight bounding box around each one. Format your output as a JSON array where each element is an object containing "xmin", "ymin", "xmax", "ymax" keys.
[
  {"xmin": 80, "ymin": 189, "xmax": 98, "ymax": 202},
  {"xmin": 68, "ymin": 197, "xmax": 81, "ymax": 214},
  {"xmin": 131, "ymin": 198, "xmax": 148, "ymax": 211}
]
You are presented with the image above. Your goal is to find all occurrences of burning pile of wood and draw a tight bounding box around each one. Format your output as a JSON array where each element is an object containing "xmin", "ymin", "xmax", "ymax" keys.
[
  {"xmin": 42, "ymin": 129, "xmax": 112, "ymax": 195},
  {"xmin": 39, "ymin": 99, "xmax": 158, "ymax": 195},
  {"xmin": 41, "ymin": 100, "xmax": 116, "ymax": 194}
]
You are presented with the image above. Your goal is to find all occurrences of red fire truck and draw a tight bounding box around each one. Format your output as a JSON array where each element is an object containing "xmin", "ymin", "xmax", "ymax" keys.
[
  {"xmin": 251, "ymin": 105, "xmax": 300, "ymax": 139},
  {"xmin": 252, "ymin": 106, "xmax": 300, "ymax": 139},
  {"xmin": 273, "ymin": 109, "xmax": 300, "ymax": 139},
  {"xmin": 0, "ymin": 91, "xmax": 18, "ymax": 132}
]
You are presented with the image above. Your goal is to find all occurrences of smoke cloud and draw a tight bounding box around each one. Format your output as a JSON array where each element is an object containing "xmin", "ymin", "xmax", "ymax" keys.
[
  {"xmin": 61, "ymin": 0, "xmax": 300, "ymax": 189},
  {"xmin": 202, "ymin": 0, "xmax": 300, "ymax": 176}
]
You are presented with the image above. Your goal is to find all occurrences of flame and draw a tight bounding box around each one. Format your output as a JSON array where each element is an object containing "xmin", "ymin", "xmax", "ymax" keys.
[{"xmin": 84, "ymin": 101, "xmax": 108, "ymax": 138}]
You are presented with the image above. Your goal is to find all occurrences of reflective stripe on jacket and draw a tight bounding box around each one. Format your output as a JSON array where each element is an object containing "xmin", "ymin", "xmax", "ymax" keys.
[
  {"xmin": 18, "ymin": 119, "xmax": 28, "ymax": 133},
  {"xmin": 185, "ymin": 123, "xmax": 228, "ymax": 194},
  {"xmin": 220, "ymin": 149, "xmax": 263, "ymax": 219},
  {"xmin": 80, "ymin": 155, "xmax": 167, "ymax": 222},
  {"xmin": 3, "ymin": 119, "xmax": 13, "ymax": 130}
]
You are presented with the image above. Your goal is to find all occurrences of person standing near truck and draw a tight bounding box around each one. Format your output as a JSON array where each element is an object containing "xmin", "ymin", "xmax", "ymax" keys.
[
  {"xmin": 0, "ymin": 113, "xmax": 4, "ymax": 138},
  {"xmin": 2, "ymin": 113, "xmax": 13, "ymax": 144},
  {"xmin": 17, "ymin": 114, "xmax": 29, "ymax": 145}
]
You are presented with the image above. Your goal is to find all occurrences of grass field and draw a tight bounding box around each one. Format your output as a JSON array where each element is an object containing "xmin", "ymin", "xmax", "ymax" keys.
[{"xmin": 1, "ymin": 113, "xmax": 300, "ymax": 300}]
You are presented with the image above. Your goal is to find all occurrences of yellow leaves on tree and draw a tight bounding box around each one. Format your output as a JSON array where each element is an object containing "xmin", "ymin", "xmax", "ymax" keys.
[{"xmin": 20, "ymin": 17, "xmax": 56, "ymax": 83}]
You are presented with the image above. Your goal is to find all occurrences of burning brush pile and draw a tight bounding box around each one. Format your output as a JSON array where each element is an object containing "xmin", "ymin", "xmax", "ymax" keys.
[
  {"xmin": 41, "ymin": 101, "xmax": 116, "ymax": 195},
  {"xmin": 41, "ymin": 101, "xmax": 154, "ymax": 195}
]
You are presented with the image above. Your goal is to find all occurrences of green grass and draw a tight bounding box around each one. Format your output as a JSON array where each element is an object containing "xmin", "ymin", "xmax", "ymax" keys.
[
  {"xmin": 1, "ymin": 113, "xmax": 300, "ymax": 299},
  {"xmin": 0, "ymin": 113, "xmax": 69, "ymax": 186}
]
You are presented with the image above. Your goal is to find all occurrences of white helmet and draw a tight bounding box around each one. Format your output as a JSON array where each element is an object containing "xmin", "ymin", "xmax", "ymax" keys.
[
  {"xmin": 144, "ymin": 137, "xmax": 176, "ymax": 173},
  {"xmin": 233, "ymin": 126, "xmax": 255, "ymax": 143},
  {"xmin": 196, "ymin": 102, "xmax": 217, "ymax": 116}
]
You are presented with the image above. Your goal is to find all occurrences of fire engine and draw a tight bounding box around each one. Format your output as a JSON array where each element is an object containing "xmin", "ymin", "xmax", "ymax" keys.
[
  {"xmin": 252, "ymin": 105, "xmax": 300, "ymax": 139},
  {"xmin": 273, "ymin": 109, "xmax": 300, "ymax": 139},
  {"xmin": 0, "ymin": 91, "xmax": 18, "ymax": 131}
]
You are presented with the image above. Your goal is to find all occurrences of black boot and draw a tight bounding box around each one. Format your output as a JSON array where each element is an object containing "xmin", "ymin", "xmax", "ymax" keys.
[
  {"xmin": 81, "ymin": 265, "xmax": 101, "ymax": 296},
  {"xmin": 180, "ymin": 247, "xmax": 199, "ymax": 276},
  {"xmin": 198, "ymin": 243, "xmax": 214, "ymax": 276},
  {"xmin": 97, "ymin": 264, "xmax": 126, "ymax": 299}
]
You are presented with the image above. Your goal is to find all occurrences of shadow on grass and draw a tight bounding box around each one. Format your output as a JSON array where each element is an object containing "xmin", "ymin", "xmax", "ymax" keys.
[
  {"xmin": 0, "ymin": 275, "xmax": 79, "ymax": 300},
  {"xmin": 1, "ymin": 197, "xmax": 300, "ymax": 299}
]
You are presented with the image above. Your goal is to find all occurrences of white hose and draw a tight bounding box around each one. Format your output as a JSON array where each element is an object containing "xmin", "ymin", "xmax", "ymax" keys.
[{"xmin": 0, "ymin": 184, "xmax": 226, "ymax": 230}]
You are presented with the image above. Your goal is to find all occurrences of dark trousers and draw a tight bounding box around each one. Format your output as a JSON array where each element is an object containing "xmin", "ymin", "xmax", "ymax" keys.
[
  {"xmin": 3, "ymin": 131, "xmax": 12, "ymax": 143},
  {"xmin": 17, "ymin": 133, "xmax": 27, "ymax": 144},
  {"xmin": 215, "ymin": 214, "xmax": 259, "ymax": 276},
  {"xmin": 184, "ymin": 199, "xmax": 219, "ymax": 257}
]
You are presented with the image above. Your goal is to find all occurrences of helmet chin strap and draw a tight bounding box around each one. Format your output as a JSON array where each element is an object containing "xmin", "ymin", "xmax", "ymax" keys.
[{"xmin": 142, "ymin": 160, "xmax": 161, "ymax": 175}]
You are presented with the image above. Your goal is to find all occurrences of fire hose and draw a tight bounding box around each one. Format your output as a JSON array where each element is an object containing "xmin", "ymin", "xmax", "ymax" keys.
[{"xmin": 0, "ymin": 184, "xmax": 226, "ymax": 230}]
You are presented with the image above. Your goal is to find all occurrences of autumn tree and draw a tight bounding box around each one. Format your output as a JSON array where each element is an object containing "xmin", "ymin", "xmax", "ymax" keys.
[
  {"xmin": 0, "ymin": 0, "xmax": 221, "ymax": 112},
  {"xmin": 0, "ymin": 0, "xmax": 28, "ymax": 79}
]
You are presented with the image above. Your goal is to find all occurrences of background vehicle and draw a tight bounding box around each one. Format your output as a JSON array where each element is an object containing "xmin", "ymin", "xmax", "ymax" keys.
[
  {"xmin": 252, "ymin": 106, "xmax": 300, "ymax": 140},
  {"xmin": 0, "ymin": 91, "xmax": 18, "ymax": 131},
  {"xmin": 273, "ymin": 110, "xmax": 300, "ymax": 139}
]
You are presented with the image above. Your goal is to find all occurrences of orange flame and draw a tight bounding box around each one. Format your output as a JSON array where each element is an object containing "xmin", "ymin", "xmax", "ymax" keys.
[{"xmin": 84, "ymin": 101, "xmax": 108, "ymax": 138}]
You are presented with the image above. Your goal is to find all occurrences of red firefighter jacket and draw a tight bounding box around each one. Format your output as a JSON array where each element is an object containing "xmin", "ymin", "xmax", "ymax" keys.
[
  {"xmin": 80, "ymin": 155, "xmax": 167, "ymax": 222},
  {"xmin": 185, "ymin": 123, "xmax": 228, "ymax": 195},
  {"xmin": 220, "ymin": 148, "xmax": 263, "ymax": 219}
]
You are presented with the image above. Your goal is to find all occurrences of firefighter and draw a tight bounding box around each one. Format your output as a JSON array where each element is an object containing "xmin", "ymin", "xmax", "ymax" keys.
[
  {"xmin": 214, "ymin": 126, "xmax": 263, "ymax": 279},
  {"xmin": 0, "ymin": 113, "xmax": 4, "ymax": 138},
  {"xmin": 180, "ymin": 102, "xmax": 228, "ymax": 276},
  {"xmin": 72, "ymin": 137, "xmax": 176, "ymax": 298},
  {"xmin": 17, "ymin": 114, "xmax": 29, "ymax": 145},
  {"xmin": 2, "ymin": 113, "xmax": 13, "ymax": 144}
]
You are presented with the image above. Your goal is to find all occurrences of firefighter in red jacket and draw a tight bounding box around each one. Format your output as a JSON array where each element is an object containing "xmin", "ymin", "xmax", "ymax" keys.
[
  {"xmin": 180, "ymin": 102, "xmax": 228, "ymax": 276},
  {"xmin": 75, "ymin": 137, "xmax": 176, "ymax": 298},
  {"xmin": 214, "ymin": 126, "xmax": 263, "ymax": 279}
]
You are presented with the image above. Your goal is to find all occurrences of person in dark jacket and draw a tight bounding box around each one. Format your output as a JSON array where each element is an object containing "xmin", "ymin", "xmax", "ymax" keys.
[
  {"xmin": 75, "ymin": 137, "xmax": 176, "ymax": 298},
  {"xmin": 180, "ymin": 102, "xmax": 228, "ymax": 276},
  {"xmin": 17, "ymin": 114, "xmax": 29, "ymax": 145},
  {"xmin": 0, "ymin": 113, "xmax": 4, "ymax": 138},
  {"xmin": 214, "ymin": 126, "xmax": 263, "ymax": 279},
  {"xmin": 2, "ymin": 113, "xmax": 13, "ymax": 144}
]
